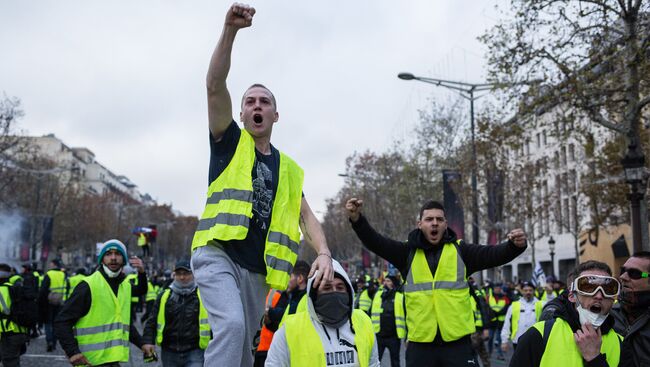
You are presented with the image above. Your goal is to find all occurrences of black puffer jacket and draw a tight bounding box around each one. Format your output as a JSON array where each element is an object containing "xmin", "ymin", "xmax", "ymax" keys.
[
  {"xmin": 143, "ymin": 286, "xmax": 203, "ymax": 352},
  {"xmin": 612, "ymin": 302, "xmax": 650, "ymax": 367}
]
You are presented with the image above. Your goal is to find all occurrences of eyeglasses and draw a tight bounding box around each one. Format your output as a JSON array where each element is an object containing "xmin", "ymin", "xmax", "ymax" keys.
[
  {"xmin": 620, "ymin": 266, "xmax": 650, "ymax": 280},
  {"xmin": 573, "ymin": 275, "xmax": 620, "ymax": 298}
]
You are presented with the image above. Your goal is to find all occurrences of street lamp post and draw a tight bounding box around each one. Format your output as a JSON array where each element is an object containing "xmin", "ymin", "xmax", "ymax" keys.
[
  {"xmin": 621, "ymin": 140, "xmax": 648, "ymax": 252},
  {"xmin": 548, "ymin": 236, "xmax": 556, "ymax": 278},
  {"xmin": 398, "ymin": 72, "xmax": 498, "ymax": 246}
]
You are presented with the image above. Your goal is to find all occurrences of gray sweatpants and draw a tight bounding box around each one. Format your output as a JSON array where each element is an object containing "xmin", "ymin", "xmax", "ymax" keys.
[{"xmin": 191, "ymin": 244, "xmax": 269, "ymax": 367}]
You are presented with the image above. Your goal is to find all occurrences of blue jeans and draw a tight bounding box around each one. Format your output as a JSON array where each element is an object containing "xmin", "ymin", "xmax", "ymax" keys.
[
  {"xmin": 488, "ymin": 323, "xmax": 504, "ymax": 358},
  {"xmin": 161, "ymin": 348, "xmax": 204, "ymax": 367}
]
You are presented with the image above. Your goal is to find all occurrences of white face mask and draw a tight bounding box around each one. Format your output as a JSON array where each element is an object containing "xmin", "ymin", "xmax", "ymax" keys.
[
  {"xmin": 575, "ymin": 301, "xmax": 608, "ymax": 328},
  {"xmin": 102, "ymin": 264, "xmax": 122, "ymax": 278}
]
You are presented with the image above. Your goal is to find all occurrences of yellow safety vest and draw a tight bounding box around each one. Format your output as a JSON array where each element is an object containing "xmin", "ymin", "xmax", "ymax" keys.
[
  {"xmin": 74, "ymin": 271, "xmax": 131, "ymax": 365},
  {"xmin": 370, "ymin": 289, "xmax": 406, "ymax": 338},
  {"xmin": 357, "ymin": 289, "xmax": 372, "ymax": 313},
  {"xmin": 471, "ymin": 288, "xmax": 485, "ymax": 328},
  {"xmin": 156, "ymin": 288, "xmax": 211, "ymax": 349},
  {"xmin": 125, "ymin": 274, "xmax": 139, "ymax": 303},
  {"xmin": 0, "ymin": 284, "xmax": 28, "ymax": 334},
  {"xmin": 138, "ymin": 233, "xmax": 147, "ymax": 247},
  {"xmin": 47, "ymin": 269, "xmax": 67, "ymax": 297},
  {"xmin": 192, "ymin": 129, "xmax": 304, "ymax": 290},
  {"xmin": 403, "ymin": 242, "xmax": 475, "ymax": 342},
  {"xmin": 68, "ymin": 274, "xmax": 86, "ymax": 297},
  {"xmin": 285, "ymin": 309, "xmax": 374, "ymax": 367},
  {"xmin": 509, "ymin": 300, "xmax": 542, "ymax": 340},
  {"xmin": 145, "ymin": 282, "xmax": 158, "ymax": 302},
  {"xmin": 489, "ymin": 296, "xmax": 508, "ymax": 322},
  {"xmin": 532, "ymin": 318, "xmax": 622, "ymax": 367}
]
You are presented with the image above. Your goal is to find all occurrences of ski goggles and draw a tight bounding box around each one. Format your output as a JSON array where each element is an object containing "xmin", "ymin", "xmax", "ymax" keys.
[
  {"xmin": 620, "ymin": 266, "xmax": 650, "ymax": 280},
  {"xmin": 573, "ymin": 274, "xmax": 620, "ymax": 298}
]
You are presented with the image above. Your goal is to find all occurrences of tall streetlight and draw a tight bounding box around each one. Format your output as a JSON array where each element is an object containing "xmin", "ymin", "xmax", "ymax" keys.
[
  {"xmin": 621, "ymin": 140, "xmax": 648, "ymax": 253},
  {"xmin": 398, "ymin": 72, "xmax": 498, "ymax": 246},
  {"xmin": 548, "ymin": 236, "xmax": 556, "ymax": 278}
]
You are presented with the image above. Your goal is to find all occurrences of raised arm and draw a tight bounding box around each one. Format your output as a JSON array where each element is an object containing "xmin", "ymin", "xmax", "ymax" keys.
[
  {"xmin": 300, "ymin": 196, "xmax": 334, "ymax": 289},
  {"xmin": 207, "ymin": 3, "xmax": 256, "ymax": 140}
]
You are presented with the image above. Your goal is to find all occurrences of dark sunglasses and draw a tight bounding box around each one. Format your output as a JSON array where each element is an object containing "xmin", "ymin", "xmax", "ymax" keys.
[{"xmin": 621, "ymin": 266, "xmax": 649, "ymax": 280}]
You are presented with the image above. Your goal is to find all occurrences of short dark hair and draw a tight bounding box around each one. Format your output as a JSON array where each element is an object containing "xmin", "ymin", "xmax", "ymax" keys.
[
  {"xmin": 292, "ymin": 260, "xmax": 310, "ymax": 280},
  {"xmin": 632, "ymin": 251, "xmax": 650, "ymax": 272},
  {"xmin": 241, "ymin": 83, "xmax": 277, "ymax": 109},
  {"xmin": 0, "ymin": 263, "xmax": 11, "ymax": 272},
  {"xmin": 574, "ymin": 260, "xmax": 612, "ymax": 277},
  {"xmin": 419, "ymin": 200, "xmax": 445, "ymax": 220}
]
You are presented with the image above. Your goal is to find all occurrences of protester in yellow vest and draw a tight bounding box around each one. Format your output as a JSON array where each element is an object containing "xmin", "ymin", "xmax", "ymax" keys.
[
  {"xmin": 488, "ymin": 284, "xmax": 511, "ymax": 360},
  {"xmin": 501, "ymin": 282, "xmax": 542, "ymax": 352},
  {"xmin": 370, "ymin": 275, "xmax": 405, "ymax": 367},
  {"xmin": 266, "ymin": 259, "xmax": 379, "ymax": 366},
  {"xmin": 142, "ymin": 260, "xmax": 211, "ymax": 366},
  {"xmin": 0, "ymin": 263, "xmax": 30, "ymax": 366},
  {"xmin": 67, "ymin": 268, "xmax": 87, "ymax": 297},
  {"xmin": 38, "ymin": 258, "xmax": 67, "ymax": 353},
  {"xmin": 346, "ymin": 198, "xmax": 527, "ymax": 366},
  {"xmin": 510, "ymin": 261, "xmax": 623, "ymax": 367},
  {"xmin": 53, "ymin": 239, "xmax": 150, "ymax": 366},
  {"xmin": 190, "ymin": 3, "xmax": 334, "ymax": 366}
]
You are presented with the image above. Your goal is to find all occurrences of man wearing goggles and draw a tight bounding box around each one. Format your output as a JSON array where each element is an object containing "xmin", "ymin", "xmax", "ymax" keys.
[
  {"xmin": 612, "ymin": 251, "xmax": 650, "ymax": 367},
  {"xmin": 510, "ymin": 260, "xmax": 623, "ymax": 367}
]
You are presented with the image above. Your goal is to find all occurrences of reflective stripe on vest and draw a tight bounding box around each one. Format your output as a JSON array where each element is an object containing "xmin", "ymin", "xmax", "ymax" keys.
[
  {"xmin": 74, "ymin": 271, "xmax": 130, "ymax": 365},
  {"xmin": 509, "ymin": 300, "xmax": 542, "ymax": 340},
  {"xmin": 285, "ymin": 309, "xmax": 374, "ymax": 367},
  {"xmin": 192, "ymin": 129, "xmax": 304, "ymax": 290},
  {"xmin": 0, "ymin": 284, "xmax": 27, "ymax": 333},
  {"xmin": 370, "ymin": 289, "xmax": 406, "ymax": 339},
  {"xmin": 156, "ymin": 289, "xmax": 211, "ymax": 349},
  {"xmin": 532, "ymin": 318, "xmax": 622, "ymax": 367},
  {"xmin": 403, "ymin": 242, "xmax": 475, "ymax": 342}
]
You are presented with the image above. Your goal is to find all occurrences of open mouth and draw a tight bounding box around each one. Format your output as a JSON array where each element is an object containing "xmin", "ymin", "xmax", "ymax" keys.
[
  {"xmin": 253, "ymin": 114, "xmax": 263, "ymax": 124},
  {"xmin": 590, "ymin": 305, "xmax": 602, "ymax": 313},
  {"xmin": 431, "ymin": 229, "xmax": 439, "ymax": 237}
]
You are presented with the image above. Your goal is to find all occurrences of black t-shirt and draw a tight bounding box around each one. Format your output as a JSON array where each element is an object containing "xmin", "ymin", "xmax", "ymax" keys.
[{"xmin": 208, "ymin": 121, "xmax": 280, "ymax": 274}]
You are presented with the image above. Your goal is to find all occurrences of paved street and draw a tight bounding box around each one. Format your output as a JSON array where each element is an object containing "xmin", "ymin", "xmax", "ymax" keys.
[{"xmin": 20, "ymin": 318, "xmax": 513, "ymax": 366}]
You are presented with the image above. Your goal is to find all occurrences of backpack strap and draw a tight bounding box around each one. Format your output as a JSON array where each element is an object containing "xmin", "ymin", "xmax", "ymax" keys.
[{"xmin": 542, "ymin": 318, "xmax": 556, "ymax": 346}]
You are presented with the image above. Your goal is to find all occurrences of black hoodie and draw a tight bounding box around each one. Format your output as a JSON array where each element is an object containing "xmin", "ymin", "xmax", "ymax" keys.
[
  {"xmin": 350, "ymin": 214, "xmax": 526, "ymax": 283},
  {"xmin": 351, "ymin": 214, "xmax": 525, "ymax": 344},
  {"xmin": 510, "ymin": 294, "xmax": 617, "ymax": 367}
]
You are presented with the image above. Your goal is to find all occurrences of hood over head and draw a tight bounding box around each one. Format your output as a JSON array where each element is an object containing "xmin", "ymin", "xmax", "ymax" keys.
[{"xmin": 306, "ymin": 259, "xmax": 354, "ymax": 324}]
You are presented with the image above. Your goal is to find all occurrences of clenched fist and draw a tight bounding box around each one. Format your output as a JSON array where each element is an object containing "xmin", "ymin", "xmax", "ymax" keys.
[
  {"xmin": 225, "ymin": 3, "xmax": 256, "ymax": 29},
  {"xmin": 345, "ymin": 198, "xmax": 363, "ymax": 223}
]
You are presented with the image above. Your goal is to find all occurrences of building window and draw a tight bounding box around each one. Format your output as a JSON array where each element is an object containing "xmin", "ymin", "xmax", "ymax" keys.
[
  {"xmin": 536, "ymin": 133, "xmax": 541, "ymax": 148},
  {"xmin": 569, "ymin": 144, "xmax": 575, "ymax": 162},
  {"xmin": 543, "ymin": 130, "xmax": 547, "ymax": 145}
]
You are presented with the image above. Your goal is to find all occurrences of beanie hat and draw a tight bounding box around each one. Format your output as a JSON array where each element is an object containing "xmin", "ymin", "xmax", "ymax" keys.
[{"xmin": 97, "ymin": 239, "xmax": 128, "ymax": 265}]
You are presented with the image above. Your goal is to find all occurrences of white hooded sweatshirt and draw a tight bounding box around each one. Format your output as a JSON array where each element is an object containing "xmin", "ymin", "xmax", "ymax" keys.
[{"xmin": 265, "ymin": 260, "xmax": 380, "ymax": 367}]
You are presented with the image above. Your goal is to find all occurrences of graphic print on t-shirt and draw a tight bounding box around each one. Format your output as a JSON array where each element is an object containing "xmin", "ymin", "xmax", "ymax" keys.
[{"xmin": 252, "ymin": 159, "xmax": 273, "ymax": 230}]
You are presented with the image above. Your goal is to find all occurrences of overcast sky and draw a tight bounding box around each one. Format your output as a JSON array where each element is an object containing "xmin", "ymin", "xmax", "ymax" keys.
[{"xmin": 1, "ymin": 1, "xmax": 504, "ymax": 218}]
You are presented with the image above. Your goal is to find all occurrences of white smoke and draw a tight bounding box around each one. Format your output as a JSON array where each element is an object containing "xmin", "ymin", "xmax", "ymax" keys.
[{"xmin": 0, "ymin": 211, "xmax": 25, "ymax": 259}]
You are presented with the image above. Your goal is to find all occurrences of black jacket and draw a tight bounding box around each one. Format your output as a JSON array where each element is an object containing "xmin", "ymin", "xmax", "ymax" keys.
[
  {"xmin": 266, "ymin": 288, "xmax": 306, "ymax": 332},
  {"xmin": 351, "ymin": 214, "xmax": 525, "ymax": 344},
  {"xmin": 53, "ymin": 268, "xmax": 147, "ymax": 358},
  {"xmin": 612, "ymin": 302, "xmax": 650, "ymax": 367},
  {"xmin": 511, "ymin": 294, "xmax": 616, "ymax": 367},
  {"xmin": 350, "ymin": 214, "xmax": 526, "ymax": 278},
  {"xmin": 142, "ymin": 286, "xmax": 203, "ymax": 352}
]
